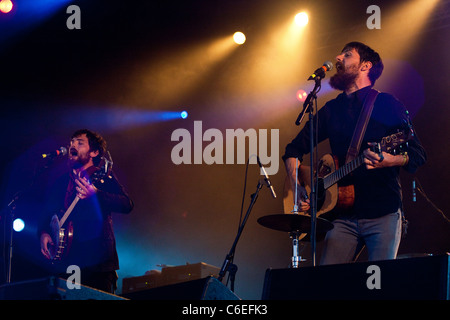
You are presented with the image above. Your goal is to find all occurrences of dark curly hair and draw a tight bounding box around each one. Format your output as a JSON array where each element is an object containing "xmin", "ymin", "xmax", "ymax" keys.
[
  {"xmin": 342, "ymin": 41, "xmax": 384, "ymax": 85},
  {"xmin": 71, "ymin": 129, "xmax": 107, "ymax": 166}
]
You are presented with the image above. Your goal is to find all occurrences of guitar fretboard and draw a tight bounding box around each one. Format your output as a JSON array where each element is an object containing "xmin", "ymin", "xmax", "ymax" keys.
[
  {"xmin": 59, "ymin": 196, "xmax": 80, "ymax": 227},
  {"xmin": 323, "ymin": 154, "xmax": 365, "ymax": 190}
]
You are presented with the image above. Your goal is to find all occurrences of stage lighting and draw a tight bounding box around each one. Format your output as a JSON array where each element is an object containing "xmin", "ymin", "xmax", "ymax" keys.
[
  {"xmin": 294, "ymin": 12, "xmax": 309, "ymax": 27},
  {"xmin": 296, "ymin": 89, "xmax": 307, "ymax": 102},
  {"xmin": 0, "ymin": 0, "xmax": 13, "ymax": 13},
  {"xmin": 180, "ymin": 111, "xmax": 188, "ymax": 119},
  {"xmin": 13, "ymin": 218, "xmax": 25, "ymax": 232},
  {"xmin": 233, "ymin": 32, "xmax": 246, "ymax": 45}
]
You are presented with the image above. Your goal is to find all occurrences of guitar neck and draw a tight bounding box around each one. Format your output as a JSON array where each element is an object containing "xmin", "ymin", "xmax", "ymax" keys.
[
  {"xmin": 323, "ymin": 154, "xmax": 365, "ymax": 190},
  {"xmin": 59, "ymin": 196, "xmax": 80, "ymax": 227}
]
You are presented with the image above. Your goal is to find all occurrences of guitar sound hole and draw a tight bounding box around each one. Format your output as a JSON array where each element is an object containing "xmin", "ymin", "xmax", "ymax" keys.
[{"xmin": 318, "ymin": 164, "xmax": 331, "ymax": 177}]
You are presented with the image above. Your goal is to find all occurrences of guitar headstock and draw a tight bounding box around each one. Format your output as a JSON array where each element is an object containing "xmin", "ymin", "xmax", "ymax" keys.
[
  {"xmin": 368, "ymin": 129, "xmax": 412, "ymax": 156},
  {"xmin": 91, "ymin": 151, "xmax": 114, "ymax": 184},
  {"xmin": 379, "ymin": 130, "xmax": 411, "ymax": 155}
]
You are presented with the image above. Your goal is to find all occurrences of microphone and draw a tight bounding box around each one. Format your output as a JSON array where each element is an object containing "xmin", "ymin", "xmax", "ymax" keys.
[
  {"xmin": 308, "ymin": 61, "xmax": 333, "ymax": 81},
  {"xmin": 257, "ymin": 156, "xmax": 277, "ymax": 199},
  {"xmin": 412, "ymin": 179, "xmax": 416, "ymax": 202},
  {"xmin": 42, "ymin": 147, "xmax": 68, "ymax": 159},
  {"xmin": 295, "ymin": 61, "xmax": 333, "ymax": 126}
]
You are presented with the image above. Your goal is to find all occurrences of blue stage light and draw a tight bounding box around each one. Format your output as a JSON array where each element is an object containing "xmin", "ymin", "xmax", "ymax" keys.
[
  {"xmin": 13, "ymin": 218, "xmax": 25, "ymax": 232},
  {"xmin": 180, "ymin": 111, "xmax": 188, "ymax": 119}
]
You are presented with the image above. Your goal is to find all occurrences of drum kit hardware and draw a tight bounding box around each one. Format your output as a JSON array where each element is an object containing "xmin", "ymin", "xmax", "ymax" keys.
[
  {"xmin": 257, "ymin": 213, "xmax": 333, "ymax": 268},
  {"xmin": 257, "ymin": 158, "xmax": 333, "ymax": 268}
]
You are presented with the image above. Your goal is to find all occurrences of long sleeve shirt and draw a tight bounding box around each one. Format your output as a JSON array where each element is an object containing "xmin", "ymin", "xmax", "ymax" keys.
[{"xmin": 283, "ymin": 86, "xmax": 426, "ymax": 219}]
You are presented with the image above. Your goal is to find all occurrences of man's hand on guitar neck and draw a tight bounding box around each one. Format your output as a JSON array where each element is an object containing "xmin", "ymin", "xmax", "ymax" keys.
[{"xmin": 363, "ymin": 147, "xmax": 408, "ymax": 170}]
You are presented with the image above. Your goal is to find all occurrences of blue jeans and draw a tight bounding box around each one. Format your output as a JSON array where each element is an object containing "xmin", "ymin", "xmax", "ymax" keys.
[{"xmin": 320, "ymin": 209, "xmax": 403, "ymax": 265}]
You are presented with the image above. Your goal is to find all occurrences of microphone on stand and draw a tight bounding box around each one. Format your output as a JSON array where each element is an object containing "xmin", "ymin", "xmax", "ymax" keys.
[
  {"xmin": 257, "ymin": 156, "xmax": 277, "ymax": 199},
  {"xmin": 307, "ymin": 61, "xmax": 333, "ymax": 81},
  {"xmin": 42, "ymin": 147, "xmax": 67, "ymax": 159},
  {"xmin": 296, "ymin": 61, "xmax": 333, "ymax": 126}
]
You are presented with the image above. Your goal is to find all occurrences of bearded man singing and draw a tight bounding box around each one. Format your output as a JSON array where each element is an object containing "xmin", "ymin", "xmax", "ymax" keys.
[
  {"xmin": 39, "ymin": 129, "xmax": 133, "ymax": 293},
  {"xmin": 283, "ymin": 42, "xmax": 426, "ymax": 264}
]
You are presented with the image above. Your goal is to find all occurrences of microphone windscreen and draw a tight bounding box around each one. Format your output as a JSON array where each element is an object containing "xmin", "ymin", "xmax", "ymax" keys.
[{"xmin": 323, "ymin": 61, "xmax": 333, "ymax": 71}]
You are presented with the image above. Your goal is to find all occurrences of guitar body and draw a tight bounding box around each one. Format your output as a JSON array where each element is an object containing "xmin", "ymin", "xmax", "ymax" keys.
[
  {"xmin": 283, "ymin": 154, "xmax": 356, "ymax": 221},
  {"xmin": 283, "ymin": 130, "xmax": 412, "ymax": 224},
  {"xmin": 49, "ymin": 214, "xmax": 73, "ymax": 261}
]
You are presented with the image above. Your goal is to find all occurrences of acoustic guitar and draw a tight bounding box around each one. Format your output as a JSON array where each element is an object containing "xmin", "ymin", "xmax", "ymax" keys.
[{"xmin": 283, "ymin": 130, "xmax": 412, "ymax": 223}]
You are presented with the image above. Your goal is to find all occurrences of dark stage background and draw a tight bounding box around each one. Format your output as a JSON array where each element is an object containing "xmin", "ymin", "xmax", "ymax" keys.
[{"xmin": 0, "ymin": 0, "xmax": 449, "ymax": 299}]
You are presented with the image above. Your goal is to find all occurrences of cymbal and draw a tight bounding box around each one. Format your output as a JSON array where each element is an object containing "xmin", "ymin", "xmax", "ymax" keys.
[{"xmin": 257, "ymin": 214, "xmax": 333, "ymax": 233}]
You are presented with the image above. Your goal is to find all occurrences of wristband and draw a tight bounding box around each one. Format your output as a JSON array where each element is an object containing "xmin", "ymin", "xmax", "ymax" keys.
[{"xmin": 401, "ymin": 153, "xmax": 408, "ymax": 166}]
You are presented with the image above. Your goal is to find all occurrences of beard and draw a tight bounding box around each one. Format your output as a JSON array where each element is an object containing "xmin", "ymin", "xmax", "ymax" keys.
[
  {"xmin": 329, "ymin": 63, "xmax": 359, "ymax": 91},
  {"xmin": 68, "ymin": 149, "xmax": 90, "ymax": 169}
]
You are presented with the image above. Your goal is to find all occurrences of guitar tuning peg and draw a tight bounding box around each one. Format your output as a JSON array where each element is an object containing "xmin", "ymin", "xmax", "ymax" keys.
[{"xmin": 369, "ymin": 142, "xmax": 382, "ymax": 155}]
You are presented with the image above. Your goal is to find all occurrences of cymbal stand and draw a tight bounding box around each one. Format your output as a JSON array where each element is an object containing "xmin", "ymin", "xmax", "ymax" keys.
[
  {"xmin": 290, "ymin": 158, "xmax": 303, "ymax": 268},
  {"xmin": 290, "ymin": 231, "xmax": 306, "ymax": 268},
  {"xmin": 284, "ymin": 156, "xmax": 309, "ymax": 269}
]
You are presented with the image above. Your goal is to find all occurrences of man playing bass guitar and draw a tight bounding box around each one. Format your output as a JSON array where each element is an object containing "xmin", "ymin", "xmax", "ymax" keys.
[
  {"xmin": 283, "ymin": 42, "xmax": 426, "ymax": 265},
  {"xmin": 39, "ymin": 129, "xmax": 133, "ymax": 293}
]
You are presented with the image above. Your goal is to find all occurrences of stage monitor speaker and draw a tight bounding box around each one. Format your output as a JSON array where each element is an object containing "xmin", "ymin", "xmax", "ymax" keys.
[
  {"xmin": 0, "ymin": 277, "xmax": 127, "ymax": 300},
  {"xmin": 262, "ymin": 254, "xmax": 449, "ymax": 300},
  {"xmin": 122, "ymin": 276, "xmax": 240, "ymax": 300}
]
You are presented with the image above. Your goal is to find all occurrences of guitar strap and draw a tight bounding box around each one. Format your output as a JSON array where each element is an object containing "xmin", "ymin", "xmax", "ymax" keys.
[{"xmin": 345, "ymin": 88, "xmax": 380, "ymax": 163}]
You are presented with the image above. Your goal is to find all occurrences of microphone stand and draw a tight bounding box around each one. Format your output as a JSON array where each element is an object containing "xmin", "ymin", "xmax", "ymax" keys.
[
  {"xmin": 4, "ymin": 193, "xmax": 20, "ymax": 283},
  {"xmin": 2, "ymin": 153, "xmax": 58, "ymax": 283},
  {"xmin": 218, "ymin": 179, "xmax": 264, "ymax": 291},
  {"xmin": 294, "ymin": 77, "xmax": 322, "ymax": 267}
]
